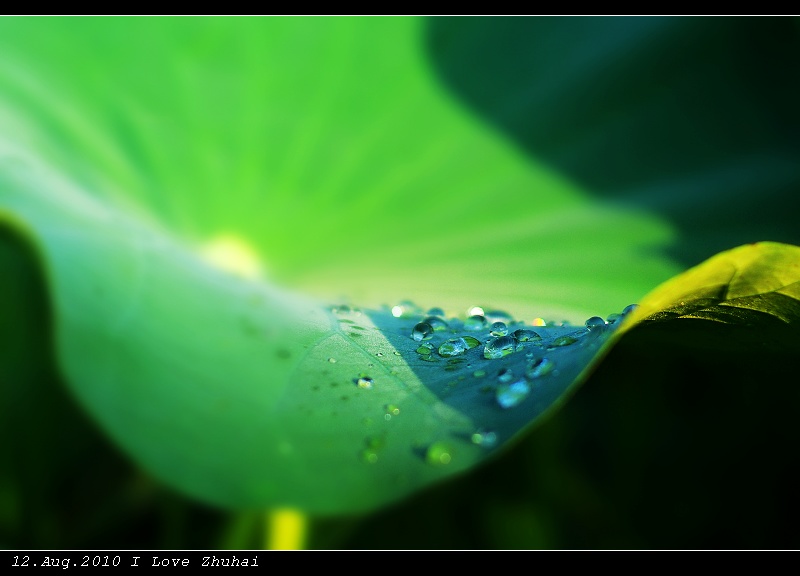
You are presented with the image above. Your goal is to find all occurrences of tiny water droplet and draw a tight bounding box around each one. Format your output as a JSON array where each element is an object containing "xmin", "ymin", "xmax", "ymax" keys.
[
  {"xmin": 532, "ymin": 318, "xmax": 547, "ymax": 326},
  {"xmin": 585, "ymin": 316, "xmax": 606, "ymax": 329},
  {"xmin": 467, "ymin": 306, "xmax": 485, "ymax": 317},
  {"xmin": 471, "ymin": 429, "xmax": 498, "ymax": 448},
  {"xmin": 411, "ymin": 322, "xmax": 434, "ymax": 342},
  {"xmin": 328, "ymin": 357, "xmax": 337, "ymax": 363},
  {"xmin": 426, "ymin": 441, "xmax": 453, "ymax": 465},
  {"xmin": 416, "ymin": 342, "xmax": 434, "ymax": 355},
  {"xmin": 376, "ymin": 352, "xmax": 384, "ymax": 357},
  {"xmin": 393, "ymin": 351, "xmax": 402, "ymax": 356},
  {"xmin": 427, "ymin": 307, "xmax": 445, "ymax": 317},
  {"xmin": 385, "ymin": 404, "xmax": 400, "ymax": 417},
  {"xmin": 490, "ymin": 321, "xmax": 508, "ymax": 337},
  {"xmin": 355, "ymin": 373, "xmax": 374, "ymax": 389},
  {"xmin": 497, "ymin": 368, "xmax": 514, "ymax": 383},
  {"xmin": 496, "ymin": 378, "xmax": 531, "ymax": 409},
  {"xmin": 526, "ymin": 357, "xmax": 555, "ymax": 379},
  {"xmin": 484, "ymin": 335, "xmax": 520, "ymax": 359},
  {"xmin": 464, "ymin": 315, "xmax": 488, "ymax": 331},
  {"xmin": 513, "ymin": 328, "xmax": 542, "ymax": 342}
]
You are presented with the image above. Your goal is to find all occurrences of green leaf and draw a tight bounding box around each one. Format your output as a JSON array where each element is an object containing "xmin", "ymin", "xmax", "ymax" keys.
[{"xmin": 1, "ymin": 17, "xmax": 799, "ymax": 525}]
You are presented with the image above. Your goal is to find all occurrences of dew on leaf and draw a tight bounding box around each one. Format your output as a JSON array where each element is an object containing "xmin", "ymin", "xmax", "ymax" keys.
[
  {"xmin": 438, "ymin": 337, "xmax": 479, "ymax": 357},
  {"xmin": 467, "ymin": 306, "xmax": 485, "ymax": 317},
  {"xmin": 526, "ymin": 357, "xmax": 555, "ymax": 379},
  {"xmin": 496, "ymin": 378, "xmax": 531, "ymax": 409},
  {"xmin": 355, "ymin": 374, "xmax": 374, "ymax": 389},
  {"xmin": 531, "ymin": 318, "xmax": 547, "ymax": 326},
  {"xmin": 411, "ymin": 322, "xmax": 434, "ymax": 342},
  {"xmin": 427, "ymin": 307, "xmax": 445, "ymax": 317},
  {"xmin": 622, "ymin": 303, "xmax": 639, "ymax": 315},
  {"xmin": 484, "ymin": 335, "xmax": 520, "ymax": 359},
  {"xmin": 585, "ymin": 316, "xmax": 606, "ymax": 329},
  {"xmin": 328, "ymin": 357, "xmax": 337, "ymax": 363},
  {"xmin": 489, "ymin": 321, "xmax": 508, "ymax": 337},
  {"xmin": 416, "ymin": 342, "xmax": 434, "ymax": 355},
  {"xmin": 513, "ymin": 328, "xmax": 542, "ymax": 343}
]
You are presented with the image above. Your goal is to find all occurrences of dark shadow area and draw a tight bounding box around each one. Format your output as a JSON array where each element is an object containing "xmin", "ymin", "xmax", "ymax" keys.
[
  {"xmin": 0, "ymin": 227, "xmax": 233, "ymax": 549},
  {"xmin": 332, "ymin": 313, "xmax": 800, "ymax": 549},
  {"xmin": 426, "ymin": 17, "xmax": 800, "ymax": 268}
]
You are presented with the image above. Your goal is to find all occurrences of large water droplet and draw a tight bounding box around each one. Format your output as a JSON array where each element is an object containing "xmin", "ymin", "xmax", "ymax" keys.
[
  {"xmin": 496, "ymin": 379, "xmax": 531, "ymax": 409},
  {"xmin": 411, "ymin": 322, "xmax": 434, "ymax": 342},
  {"xmin": 464, "ymin": 315, "xmax": 488, "ymax": 331},
  {"xmin": 355, "ymin": 373, "xmax": 374, "ymax": 389},
  {"xmin": 513, "ymin": 328, "xmax": 542, "ymax": 343},
  {"xmin": 526, "ymin": 357, "xmax": 555, "ymax": 379},
  {"xmin": 438, "ymin": 336, "xmax": 480, "ymax": 357},
  {"xmin": 490, "ymin": 321, "xmax": 508, "ymax": 337},
  {"xmin": 585, "ymin": 316, "xmax": 606, "ymax": 329},
  {"xmin": 416, "ymin": 342, "xmax": 434, "ymax": 355},
  {"xmin": 426, "ymin": 441, "xmax": 453, "ymax": 465},
  {"xmin": 471, "ymin": 429, "xmax": 498, "ymax": 448},
  {"xmin": 484, "ymin": 335, "xmax": 520, "ymax": 359}
]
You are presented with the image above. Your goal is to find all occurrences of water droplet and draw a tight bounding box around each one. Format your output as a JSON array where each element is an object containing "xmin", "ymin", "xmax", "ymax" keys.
[
  {"xmin": 376, "ymin": 352, "xmax": 384, "ymax": 357},
  {"xmin": 532, "ymin": 318, "xmax": 547, "ymax": 326},
  {"xmin": 355, "ymin": 373, "xmax": 374, "ymax": 389},
  {"xmin": 391, "ymin": 305, "xmax": 403, "ymax": 318},
  {"xmin": 606, "ymin": 313, "xmax": 621, "ymax": 324},
  {"xmin": 393, "ymin": 351, "xmax": 402, "ymax": 356},
  {"xmin": 467, "ymin": 306, "xmax": 485, "ymax": 317},
  {"xmin": 471, "ymin": 429, "xmax": 498, "ymax": 448},
  {"xmin": 438, "ymin": 336, "xmax": 480, "ymax": 357},
  {"xmin": 427, "ymin": 307, "xmax": 445, "ymax": 317},
  {"xmin": 411, "ymin": 322, "xmax": 434, "ymax": 342},
  {"xmin": 489, "ymin": 321, "xmax": 508, "ymax": 337},
  {"xmin": 423, "ymin": 315, "xmax": 449, "ymax": 331},
  {"xmin": 334, "ymin": 304, "xmax": 351, "ymax": 314},
  {"xmin": 328, "ymin": 357, "xmax": 337, "ymax": 363},
  {"xmin": 496, "ymin": 378, "xmax": 531, "ymax": 409},
  {"xmin": 484, "ymin": 335, "xmax": 520, "ymax": 359},
  {"xmin": 622, "ymin": 304, "xmax": 639, "ymax": 315},
  {"xmin": 526, "ymin": 357, "xmax": 555, "ymax": 379},
  {"xmin": 416, "ymin": 342, "xmax": 434, "ymax": 355},
  {"xmin": 585, "ymin": 316, "xmax": 606, "ymax": 329},
  {"xmin": 513, "ymin": 328, "xmax": 542, "ymax": 343},
  {"xmin": 549, "ymin": 335, "xmax": 578, "ymax": 348},
  {"xmin": 497, "ymin": 368, "xmax": 514, "ymax": 383},
  {"xmin": 473, "ymin": 369, "xmax": 487, "ymax": 378},
  {"xmin": 426, "ymin": 441, "xmax": 453, "ymax": 465},
  {"xmin": 384, "ymin": 404, "xmax": 400, "ymax": 420},
  {"xmin": 464, "ymin": 315, "xmax": 488, "ymax": 331}
]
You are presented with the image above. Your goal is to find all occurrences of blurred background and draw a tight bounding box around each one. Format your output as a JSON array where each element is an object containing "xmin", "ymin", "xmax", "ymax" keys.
[{"xmin": 1, "ymin": 16, "xmax": 800, "ymax": 549}]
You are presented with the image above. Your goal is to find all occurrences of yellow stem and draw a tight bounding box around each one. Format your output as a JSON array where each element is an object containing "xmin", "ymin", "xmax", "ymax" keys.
[{"xmin": 265, "ymin": 508, "xmax": 307, "ymax": 550}]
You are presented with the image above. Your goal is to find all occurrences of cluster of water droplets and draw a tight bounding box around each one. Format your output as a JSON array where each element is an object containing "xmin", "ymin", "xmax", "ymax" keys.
[{"xmin": 330, "ymin": 299, "xmax": 638, "ymax": 467}]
